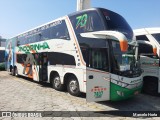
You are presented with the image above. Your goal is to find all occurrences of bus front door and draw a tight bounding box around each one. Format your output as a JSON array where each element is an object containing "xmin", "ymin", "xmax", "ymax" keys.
[
  {"xmin": 86, "ymin": 70, "xmax": 110, "ymax": 102},
  {"xmin": 39, "ymin": 52, "xmax": 48, "ymax": 82},
  {"xmin": 86, "ymin": 48, "xmax": 110, "ymax": 102}
]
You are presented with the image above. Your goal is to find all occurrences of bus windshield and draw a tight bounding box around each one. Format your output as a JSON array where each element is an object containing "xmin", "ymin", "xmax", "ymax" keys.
[
  {"xmin": 69, "ymin": 10, "xmax": 105, "ymax": 35},
  {"xmin": 112, "ymin": 41, "xmax": 134, "ymax": 69},
  {"xmin": 69, "ymin": 8, "xmax": 134, "ymax": 41},
  {"xmin": 101, "ymin": 9, "xmax": 133, "ymax": 41},
  {"xmin": 111, "ymin": 41, "xmax": 140, "ymax": 77}
]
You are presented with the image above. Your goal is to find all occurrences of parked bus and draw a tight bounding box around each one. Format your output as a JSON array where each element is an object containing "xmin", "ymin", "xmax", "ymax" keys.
[
  {"xmin": 0, "ymin": 47, "xmax": 5, "ymax": 70},
  {"xmin": 134, "ymin": 28, "xmax": 160, "ymax": 56},
  {"xmin": 134, "ymin": 28, "xmax": 160, "ymax": 95},
  {"xmin": 138, "ymin": 41, "xmax": 159, "ymax": 96},
  {"xmin": 6, "ymin": 8, "xmax": 142, "ymax": 102}
]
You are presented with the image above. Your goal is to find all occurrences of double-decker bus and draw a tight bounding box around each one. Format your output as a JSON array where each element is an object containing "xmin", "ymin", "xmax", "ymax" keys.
[{"xmin": 6, "ymin": 8, "xmax": 142, "ymax": 101}]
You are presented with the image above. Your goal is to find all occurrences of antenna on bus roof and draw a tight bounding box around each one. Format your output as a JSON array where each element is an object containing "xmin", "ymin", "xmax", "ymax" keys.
[{"xmin": 77, "ymin": 0, "xmax": 91, "ymax": 11}]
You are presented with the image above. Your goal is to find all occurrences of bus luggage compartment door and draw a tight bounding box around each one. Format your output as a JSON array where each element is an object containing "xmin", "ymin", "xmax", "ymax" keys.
[{"xmin": 86, "ymin": 69, "xmax": 110, "ymax": 102}]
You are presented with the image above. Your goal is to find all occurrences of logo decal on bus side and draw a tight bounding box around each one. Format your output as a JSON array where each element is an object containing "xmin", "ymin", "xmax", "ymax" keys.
[
  {"xmin": 23, "ymin": 53, "xmax": 35, "ymax": 77},
  {"xmin": 91, "ymin": 86, "xmax": 107, "ymax": 98},
  {"xmin": 18, "ymin": 42, "xmax": 50, "ymax": 53},
  {"xmin": 76, "ymin": 14, "xmax": 88, "ymax": 29}
]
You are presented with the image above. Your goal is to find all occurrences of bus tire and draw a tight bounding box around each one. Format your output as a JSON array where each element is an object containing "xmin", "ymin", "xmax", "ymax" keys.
[
  {"xmin": 15, "ymin": 67, "xmax": 19, "ymax": 77},
  {"xmin": 143, "ymin": 79, "xmax": 158, "ymax": 96},
  {"xmin": 67, "ymin": 76, "xmax": 81, "ymax": 96},
  {"xmin": 51, "ymin": 74, "xmax": 64, "ymax": 91},
  {"xmin": 11, "ymin": 68, "xmax": 15, "ymax": 76}
]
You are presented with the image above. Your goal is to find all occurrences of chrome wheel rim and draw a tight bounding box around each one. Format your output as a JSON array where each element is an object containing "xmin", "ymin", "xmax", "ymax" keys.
[
  {"xmin": 69, "ymin": 80, "xmax": 78, "ymax": 92},
  {"xmin": 54, "ymin": 77, "xmax": 61, "ymax": 88}
]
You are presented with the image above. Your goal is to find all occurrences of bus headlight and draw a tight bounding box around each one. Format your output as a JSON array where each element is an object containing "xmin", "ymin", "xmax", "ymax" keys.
[
  {"xmin": 121, "ymin": 82, "xmax": 129, "ymax": 87},
  {"xmin": 117, "ymin": 81, "xmax": 129, "ymax": 88},
  {"xmin": 117, "ymin": 91, "xmax": 124, "ymax": 96}
]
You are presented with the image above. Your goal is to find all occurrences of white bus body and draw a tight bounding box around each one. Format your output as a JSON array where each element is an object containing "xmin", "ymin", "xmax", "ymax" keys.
[
  {"xmin": 134, "ymin": 28, "xmax": 160, "ymax": 95},
  {"xmin": 6, "ymin": 8, "xmax": 142, "ymax": 101},
  {"xmin": 134, "ymin": 28, "xmax": 160, "ymax": 56}
]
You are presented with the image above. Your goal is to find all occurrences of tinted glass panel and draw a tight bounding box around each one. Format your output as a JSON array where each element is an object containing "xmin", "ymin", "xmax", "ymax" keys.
[
  {"xmin": 48, "ymin": 52, "xmax": 76, "ymax": 65},
  {"xmin": 90, "ymin": 48, "xmax": 109, "ymax": 71},
  {"xmin": 69, "ymin": 11, "xmax": 105, "ymax": 35},
  {"xmin": 138, "ymin": 43, "xmax": 157, "ymax": 58},
  {"xmin": 77, "ymin": 34, "xmax": 108, "ymax": 48},
  {"xmin": 101, "ymin": 9, "xmax": 133, "ymax": 40},
  {"xmin": 112, "ymin": 41, "xmax": 135, "ymax": 71},
  {"xmin": 136, "ymin": 35, "xmax": 149, "ymax": 41},
  {"xmin": 17, "ymin": 54, "xmax": 27, "ymax": 63},
  {"xmin": 78, "ymin": 35, "xmax": 109, "ymax": 72},
  {"xmin": 152, "ymin": 33, "xmax": 160, "ymax": 43},
  {"xmin": 17, "ymin": 20, "xmax": 70, "ymax": 46},
  {"xmin": 0, "ymin": 50, "xmax": 5, "ymax": 62},
  {"xmin": 81, "ymin": 48, "xmax": 109, "ymax": 71}
]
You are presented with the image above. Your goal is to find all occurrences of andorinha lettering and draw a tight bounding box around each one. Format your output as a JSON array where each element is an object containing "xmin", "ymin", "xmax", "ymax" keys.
[{"xmin": 18, "ymin": 42, "xmax": 50, "ymax": 52}]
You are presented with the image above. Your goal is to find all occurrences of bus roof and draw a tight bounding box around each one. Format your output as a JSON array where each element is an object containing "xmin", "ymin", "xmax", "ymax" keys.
[
  {"xmin": 9, "ymin": 7, "xmax": 120, "ymax": 40},
  {"xmin": 9, "ymin": 8, "xmax": 101, "ymax": 39},
  {"xmin": 9, "ymin": 16, "xmax": 66, "ymax": 39},
  {"xmin": 68, "ymin": 7, "xmax": 120, "ymax": 18},
  {"xmin": 69, "ymin": 7, "xmax": 104, "ymax": 16},
  {"xmin": 134, "ymin": 27, "xmax": 160, "ymax": 35}
]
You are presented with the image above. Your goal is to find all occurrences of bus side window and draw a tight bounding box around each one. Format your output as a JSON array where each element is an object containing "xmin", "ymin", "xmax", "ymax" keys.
[
  {"xmin": 41, "ymin": 29, "xmax": 50, "ymax": 41},
  {"xmin": 139, "ymin": 43, "xmax": 152, "ymax": 54},
  {"xmin": 152, "ymin": 33, "xmax": 160, "ymax": 43},
  {"xmin": 55, "ymin": 20, "xmax": 70, "ymax": 40},
  {"xmin": 17, "ymin": 54, "xmax": 27, "ymax": 63},
  {"xmin": 138, "ymin": 43, "xmax": 157, "ymax": 58},
  {"xmin": 136, "ymin": 35, "xmax": 149, "ymax": 41},
  {"xmin": 81, "ymin": 47, "xmax": 89, "ymax": 66},
  {"xmin": 89, "ymin": 48, "xmax": 109, "ymax": 72},
  {"xmin": 19, "ymin": 36, "xmax": 26, "ymax": 45},
  {"xmin": 16, "ymin": 37, "xmax": 20, "ymax": 46}
]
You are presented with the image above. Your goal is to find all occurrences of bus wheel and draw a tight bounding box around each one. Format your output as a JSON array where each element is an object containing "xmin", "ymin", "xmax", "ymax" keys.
[
  {"xmin": 11, "ymin": 68, "xmax": 15, "ymax": 76},
  {"xmin": 15, "ymin": 68, "xmax": 19, "ymax": 77},
  {"xmin": 52, "ymin": 75, "xmax": 64, "ymax": 91},
  {"xmin": 67, "ymin": 76, "xmax": 81, "ymax": 96},
  {"xmin": 143, "ymin": 80, "xmax": 158, "ymax": 96}
]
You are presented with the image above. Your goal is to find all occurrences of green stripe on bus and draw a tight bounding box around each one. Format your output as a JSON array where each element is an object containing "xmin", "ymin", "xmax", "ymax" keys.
[{"xmin": 110, "ymin": 82, "xmax": 142, "ymax": 101}]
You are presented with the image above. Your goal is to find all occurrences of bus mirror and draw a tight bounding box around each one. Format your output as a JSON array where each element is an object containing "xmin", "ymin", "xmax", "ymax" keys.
[
  {"xmin": 136, "ymin": 40, "xmax": 157, "ymax": 56},
  {"xmin": 120, "ymin": 40, "xmax": 128, "ymax": 52},
  {"xmin": 80, "ymin": 31, "xmax": 128, "ymax": 52},
  {"xmin": 153, "ymin": 47, "xmax": 157, "ymax": 55}
]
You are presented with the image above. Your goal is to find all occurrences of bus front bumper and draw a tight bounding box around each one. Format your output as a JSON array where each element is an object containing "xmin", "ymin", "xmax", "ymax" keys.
[{"xmin": 110, "ymin": 82, "xmax": 142, "ymax": 101}]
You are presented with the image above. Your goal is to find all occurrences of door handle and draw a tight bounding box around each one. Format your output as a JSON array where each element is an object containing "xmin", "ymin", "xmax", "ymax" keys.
[{"xmin": 89, "ymin": 75, "xmax": 93, "ymax": 79}]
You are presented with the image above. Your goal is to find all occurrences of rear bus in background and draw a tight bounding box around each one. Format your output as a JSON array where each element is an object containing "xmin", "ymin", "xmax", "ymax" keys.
[
  {"xmin": 0, "ymin": 47, "xmax": 5, "ymax": 70},
  {"xmin": 134, "ymin": 28, "xmax": 160, "ymax": 95},
  {"xmin": 5, "ymin": 8, "xmax": 143, "ymax": 102}
]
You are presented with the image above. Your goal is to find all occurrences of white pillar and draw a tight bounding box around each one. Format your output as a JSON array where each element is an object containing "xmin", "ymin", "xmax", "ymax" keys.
[{"xmin": 77, "ymin": 0, "xmax": 91, "ymax": 11}]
